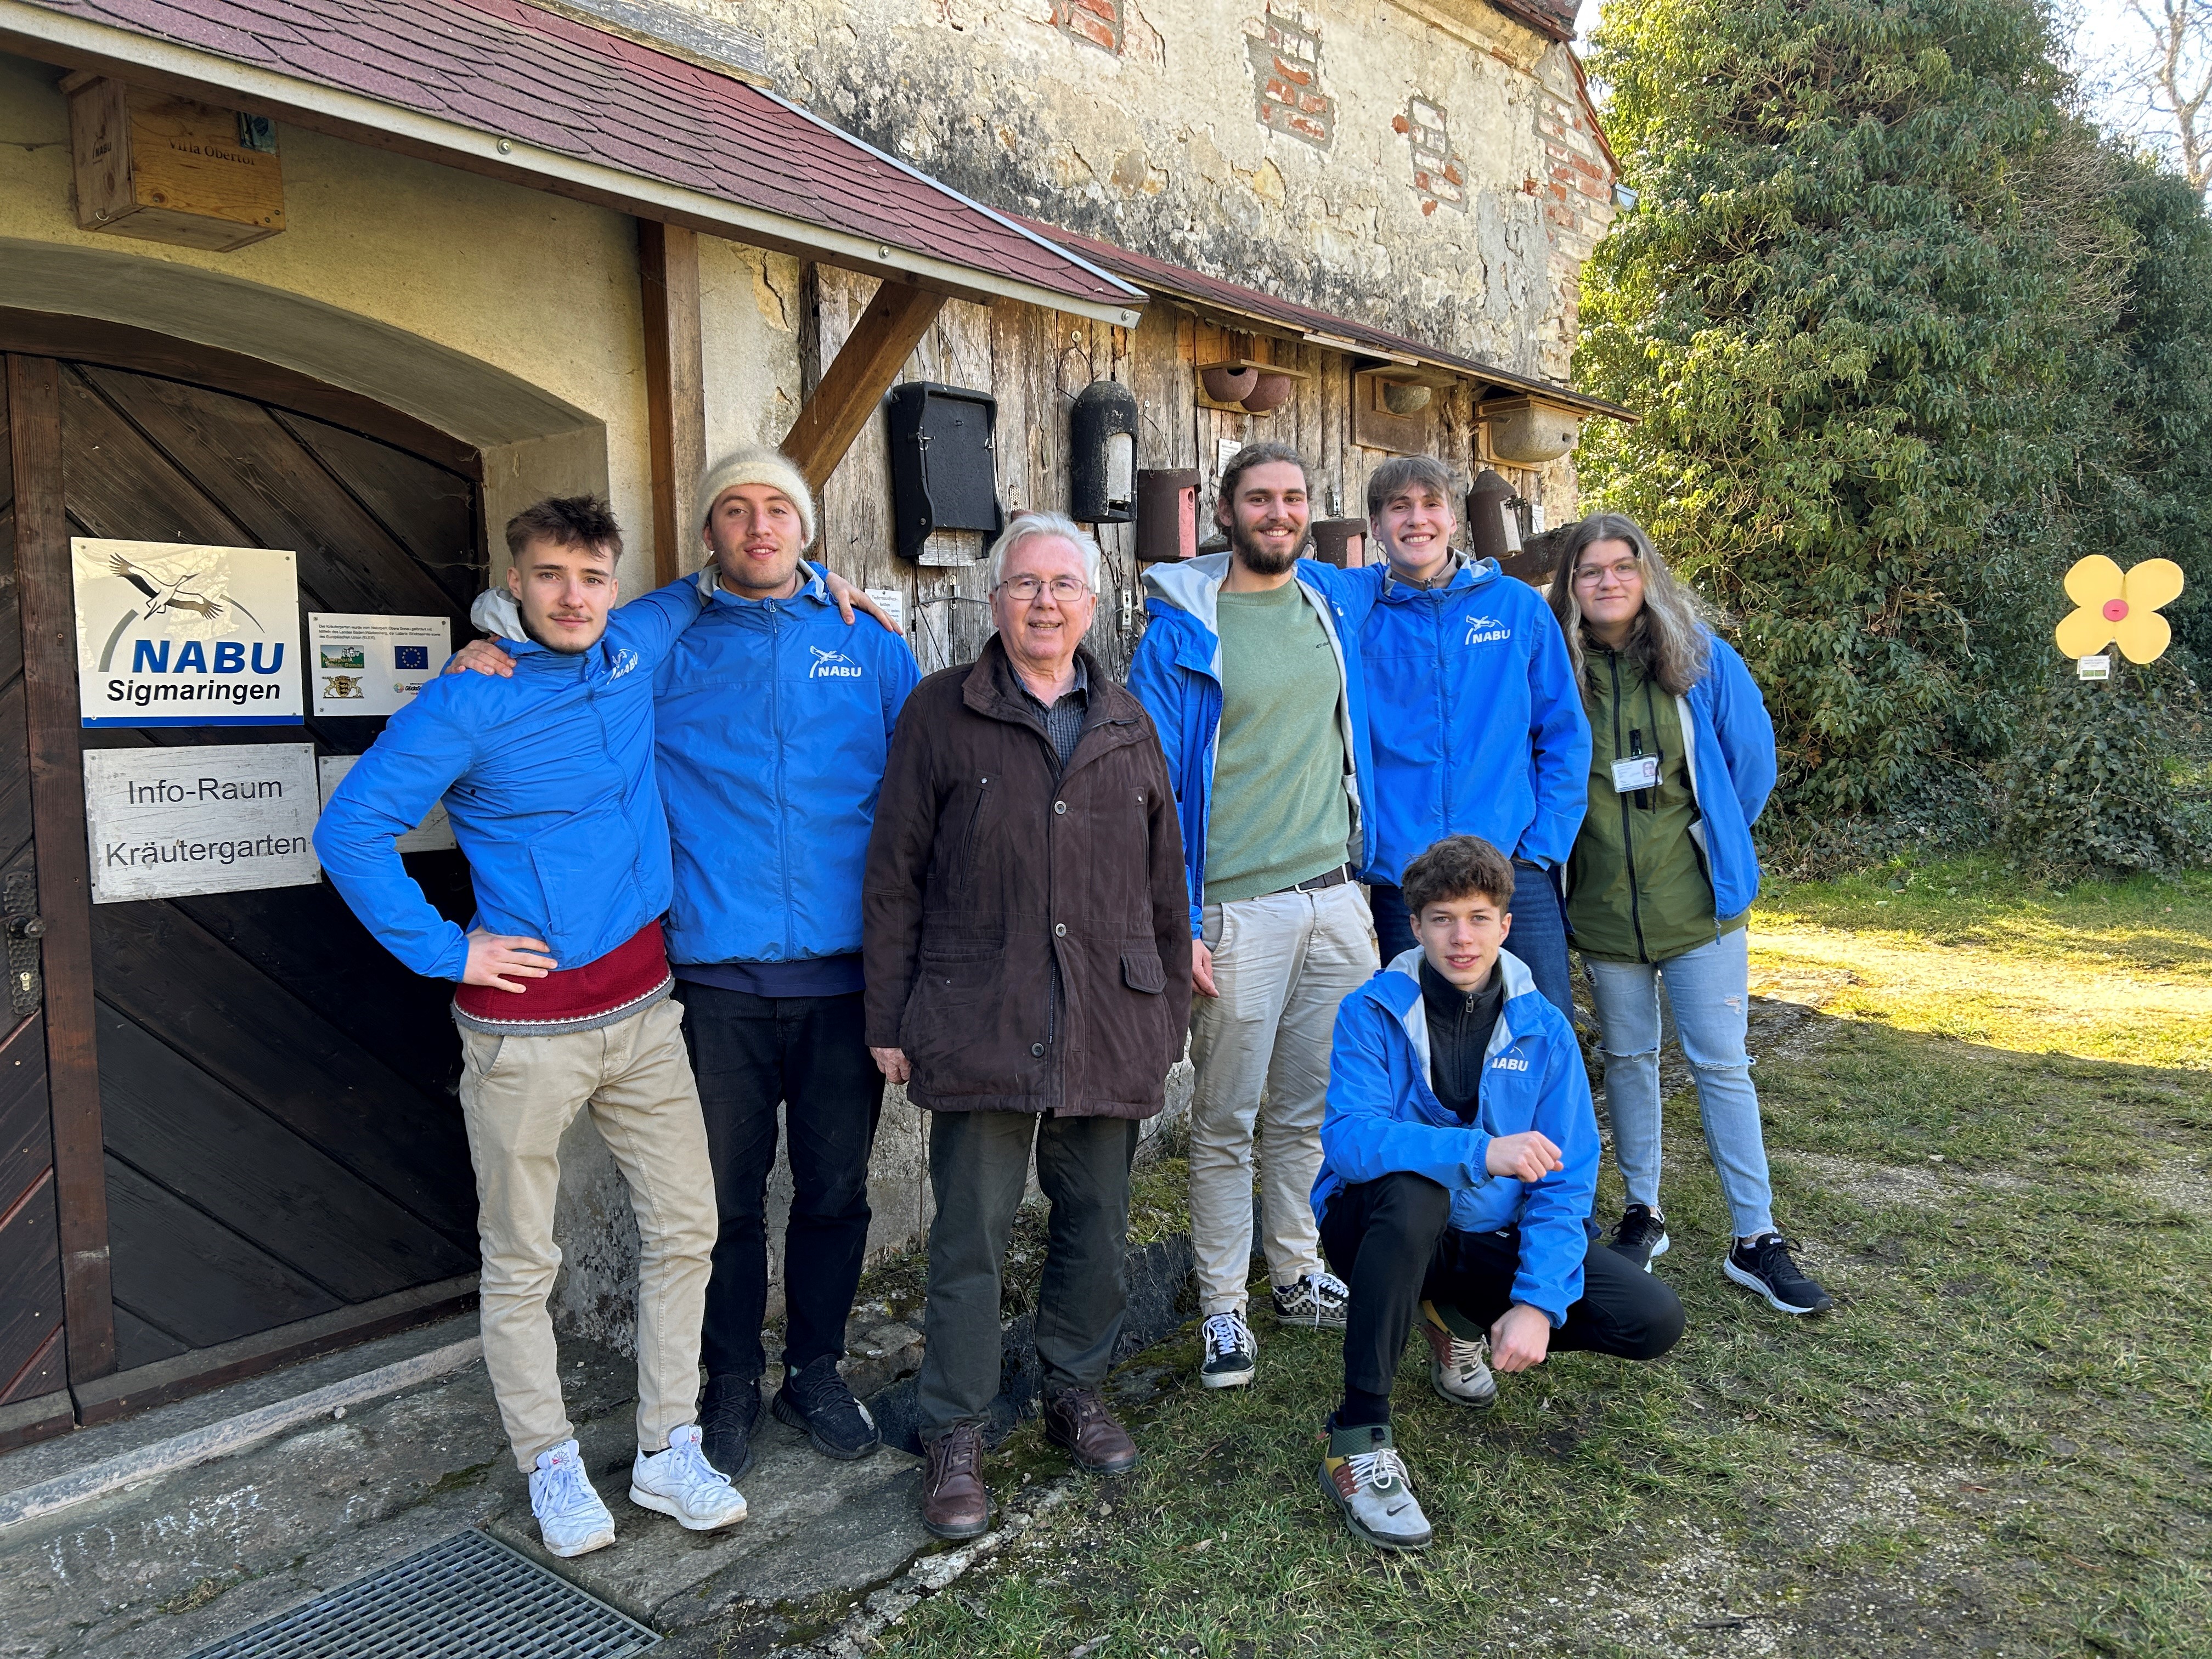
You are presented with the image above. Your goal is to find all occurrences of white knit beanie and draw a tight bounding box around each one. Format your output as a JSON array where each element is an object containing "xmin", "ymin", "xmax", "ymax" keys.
[{"xmin": 696, "ymin": 444, "xmax": 817, "ymax": 551}]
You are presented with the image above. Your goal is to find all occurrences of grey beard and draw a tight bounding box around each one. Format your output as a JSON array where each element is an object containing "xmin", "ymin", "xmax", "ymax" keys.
[{"xmin": 1229, "ymin": 522, "xmax": 1304, "ymax": 576}]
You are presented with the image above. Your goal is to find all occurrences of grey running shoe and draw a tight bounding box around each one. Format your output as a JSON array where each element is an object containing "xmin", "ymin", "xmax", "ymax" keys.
[
  {"xmin": 1271, "ymin": 1270, "xmax": 1351, "ymax": 1329},
  {"xmin": 1317, "ymin": 1420, "xmax": 1432, "ymax": 1551},
  {"xmin": 1417, "ymin": 1300, "xmax": 1498, "ymax": 1408}
]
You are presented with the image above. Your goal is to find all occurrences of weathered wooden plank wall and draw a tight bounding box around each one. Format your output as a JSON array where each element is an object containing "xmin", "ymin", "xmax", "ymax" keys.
[{"xmin": 801, "ymin": 270, "xmax": 1530, "ymax": 685}]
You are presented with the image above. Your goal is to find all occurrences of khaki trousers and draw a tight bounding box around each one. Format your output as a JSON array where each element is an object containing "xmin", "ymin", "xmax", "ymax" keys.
[
  {"xmin": 1187, "ymin": 880, "xmax": 1374, "ymax": 1318},
  {"xmin": 456, "ymin": 996, "xmax": 716, "ymax": 1471}
]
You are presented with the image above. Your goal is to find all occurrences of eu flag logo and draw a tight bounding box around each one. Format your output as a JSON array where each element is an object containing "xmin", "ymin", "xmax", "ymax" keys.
[{"xmin": 393, "ymin": 646, "xmax": 430, "ymax": 670}]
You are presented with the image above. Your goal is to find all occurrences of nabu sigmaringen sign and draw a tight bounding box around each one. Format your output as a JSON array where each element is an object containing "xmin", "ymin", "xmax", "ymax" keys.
[{"xmin": 70, "ymin": 538, "xmax": 302, "ymax": 726}]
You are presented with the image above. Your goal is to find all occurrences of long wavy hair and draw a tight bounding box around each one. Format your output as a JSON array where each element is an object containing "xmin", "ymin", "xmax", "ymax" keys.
[{"xmin": 1545, "ymin": 513, "xmax": 1712, "ymax": 698}]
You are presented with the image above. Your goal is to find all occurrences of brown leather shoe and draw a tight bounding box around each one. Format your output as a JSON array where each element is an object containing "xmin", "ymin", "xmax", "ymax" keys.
[
  {"xmin": 919, "ymin": 1423, "xmax": 991, "ymax": 1539},
  {"xmin": 1042, "ymin": 1387, "xmax": 1139, "ymax": 1474}
]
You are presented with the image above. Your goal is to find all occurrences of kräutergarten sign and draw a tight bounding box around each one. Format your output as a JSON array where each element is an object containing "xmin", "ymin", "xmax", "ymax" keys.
[
  {"xmin": 72, "ymin": 538, "xmax": 302, "ymax": 726},
  {"xmin": 83, "ymin": 744, "xmax": 320, "ymax": 903}
]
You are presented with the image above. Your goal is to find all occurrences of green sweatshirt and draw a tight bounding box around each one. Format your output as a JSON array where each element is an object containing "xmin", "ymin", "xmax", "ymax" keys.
[{"xmin": 1566, "ymin": 647, "xmax": 1747, "ymax": 964}]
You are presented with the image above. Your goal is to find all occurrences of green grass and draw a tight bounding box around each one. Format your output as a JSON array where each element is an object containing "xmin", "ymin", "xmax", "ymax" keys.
[{"xmin": 865, "ymin": 867, "xmax": 2212, "ymax": 1658}]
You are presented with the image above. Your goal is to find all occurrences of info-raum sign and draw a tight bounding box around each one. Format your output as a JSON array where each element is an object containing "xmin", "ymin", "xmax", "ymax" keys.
[
  {"xmin": 83, "ymin": 744, "xmax": 320, "ymax": 903},
  {"xmin": 72, "ymin": 538, "xmax": 302, "ymax": 726}
]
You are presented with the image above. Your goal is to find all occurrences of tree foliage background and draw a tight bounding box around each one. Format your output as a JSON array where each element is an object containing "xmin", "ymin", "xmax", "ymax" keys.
[{"xmin": 1576, "ymin": 0, "xmax": 2211, "ymax": 874}]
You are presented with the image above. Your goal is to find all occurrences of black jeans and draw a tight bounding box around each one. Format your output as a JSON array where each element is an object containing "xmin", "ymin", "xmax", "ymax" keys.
[
  {"xmin": 679, "ymin": 984, "xmax": 885, "ymax": 1381},
  {"xmin": 1319, "ymin": 1171, "xmax": 1685, "ymax": 1400},
  {"xmin": 913, "ymin": 1110, "xmax": 1138, "ymax": 1440}
]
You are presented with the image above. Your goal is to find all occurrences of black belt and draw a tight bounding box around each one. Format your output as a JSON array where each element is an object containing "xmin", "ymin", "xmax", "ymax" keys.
[{"xmin": 1273, "ymin": 864, "xmax": 1350, "ymax": 896}]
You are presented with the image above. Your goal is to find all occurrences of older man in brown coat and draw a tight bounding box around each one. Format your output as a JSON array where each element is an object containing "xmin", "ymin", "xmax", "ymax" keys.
[{"xmin": 864, "ymin": 511, "xmax": 1191, "ymax": 1539}]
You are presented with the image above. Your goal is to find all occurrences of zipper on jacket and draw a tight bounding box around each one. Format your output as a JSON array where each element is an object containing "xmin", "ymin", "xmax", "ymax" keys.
[
  {"xmin": 1610, "ymin": 651, "xmax": 1651, "ymax": 964},
  {"xmin": 772, "ymin": 603, "xmax": 794, "ymax": 961},
  {"xmin": 960, "ymin": 776, "xmax": 991, "ymax": 900},
  {"xmin": 1434, "ymin": 589, "xmax": 1452, "ymax": 832}
]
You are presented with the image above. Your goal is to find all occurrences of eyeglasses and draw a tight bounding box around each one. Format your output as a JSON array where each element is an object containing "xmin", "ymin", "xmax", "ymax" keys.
[
  {"xmin": 1573, "ymin": 558, "xmax": 1641, "ymax": 587},
  {"xmin": 997, "ymin": 575, "xmax": 1093, "ymax": 602}
]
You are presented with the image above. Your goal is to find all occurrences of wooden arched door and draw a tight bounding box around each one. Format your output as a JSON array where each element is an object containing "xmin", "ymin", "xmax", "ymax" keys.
[{"xmin": 2, "ymin": 320, "xmax": 489, "ymax": 1441}]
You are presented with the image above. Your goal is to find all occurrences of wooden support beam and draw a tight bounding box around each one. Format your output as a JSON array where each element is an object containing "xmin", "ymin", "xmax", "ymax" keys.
[
  {"xmin": 782, "ymin": 279, "xmax": 946, "ymax": 497},
  {"xmin": 5, "ymin": 354, "xmax": 115, "ymax": 1386},
  {"xmin": 639, "ymin": 219, "xmax": 706, "ymax": 586}
]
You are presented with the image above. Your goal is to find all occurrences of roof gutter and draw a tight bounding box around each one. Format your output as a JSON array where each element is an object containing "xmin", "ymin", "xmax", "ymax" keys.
[{"xmin": 0, "ymin": 0, "xmax": 1146, "ymax": 328}]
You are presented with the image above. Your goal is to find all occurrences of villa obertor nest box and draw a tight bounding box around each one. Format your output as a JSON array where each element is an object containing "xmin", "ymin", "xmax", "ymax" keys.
[{"xmin": 64, "ymin": 73, "xmax": 285, "ymax": 252}]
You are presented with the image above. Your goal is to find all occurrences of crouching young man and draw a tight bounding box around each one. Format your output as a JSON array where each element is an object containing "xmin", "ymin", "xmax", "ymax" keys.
[
  {"xmin": 315, "ymin": 498, "xmax": 745, "ymax": 1559},
  {"xmin": 1312, "ymin": 835, "xmax": 1685, "ymax": 1551}
]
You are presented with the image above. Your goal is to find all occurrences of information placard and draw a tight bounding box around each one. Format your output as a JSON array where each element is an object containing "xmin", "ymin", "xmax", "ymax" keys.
[
  {"xmin": 308, "ymin": 613, "xmax": 452, "ymax": 718},
  {"xmin": 84, "ymin": 743, "xmax": 320, "ymax": 903},
  {"xmin": 316, "ymin": 752, "xmax": 457, "ymax": 853},
  {"xmin": 72, "ymin": 539, "xmax": 302, "ymax": 726}
]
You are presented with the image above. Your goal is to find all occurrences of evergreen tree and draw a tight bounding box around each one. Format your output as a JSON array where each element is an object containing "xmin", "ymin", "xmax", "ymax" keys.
[{"xmin": 1577, "ymin": 0, "xmax": 2085, "ymax": 822}]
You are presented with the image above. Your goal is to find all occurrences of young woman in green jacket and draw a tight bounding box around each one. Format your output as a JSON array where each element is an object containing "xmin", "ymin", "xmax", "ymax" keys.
[{"xmin": 1547, "ymin": 515, "xmax": 1832, "ymax": 1317}]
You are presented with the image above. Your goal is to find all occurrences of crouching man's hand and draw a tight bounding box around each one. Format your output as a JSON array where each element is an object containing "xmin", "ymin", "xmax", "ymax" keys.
[
  {"xmin": 1488, "ymin": 1303, "xmax": 1553, "ymax": 1373},
  {"xmin": 463, "ymin": 929, "xmax": 555, "ymax": 992},
  {"xmin": 870, "ymin": 1046, "xmax": 912, "ymax": 1085},
  {"xmin": 1484, "ymin": 1130, "xmax": 1564, "ymax": 1182}
]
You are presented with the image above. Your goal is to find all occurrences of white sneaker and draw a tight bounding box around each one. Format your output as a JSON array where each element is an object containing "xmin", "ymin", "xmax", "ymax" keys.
[
  {"xmin": 529, "ymin": 1440, "xmax": 617, "ymax": 1558},
  {"xmin": 1319, "ymin": 1420, "xmax": 1432, "ymax": 1551},
  {"xmin": 629, "ymin": 1423, "xmax": 748, "ymax": 1531},
  {"xmin": 1418, "ymin": 1300, "xmax": 1498, "ymax": 1408}
]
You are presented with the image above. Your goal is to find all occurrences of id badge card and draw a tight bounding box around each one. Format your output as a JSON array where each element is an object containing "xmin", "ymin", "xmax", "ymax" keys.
[{"xmin": 1610, "ymin": 754, "xmax": 1661, "ymax": 793}]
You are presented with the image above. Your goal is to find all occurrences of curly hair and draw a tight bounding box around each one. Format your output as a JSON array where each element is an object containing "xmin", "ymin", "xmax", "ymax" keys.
[
  {"xmin": 504, "ymin": 495, "xmax": 623, "ymax": 563},
  {"xmin": 1400, "ymin": 834, "xmax": 1515, "ymax": 918}
]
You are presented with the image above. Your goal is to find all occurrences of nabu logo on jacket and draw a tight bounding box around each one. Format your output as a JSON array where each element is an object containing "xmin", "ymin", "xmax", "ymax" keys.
[
  {"xmin": 606, "ymin": 647, "xmax": 641, "ymax": 679},
  {"xmin": 1489, "ymin": 1052, "xmax": 1531, "ymax": 1073},
  {"xmin": 809, "ymin": 646, "xmax": 864, "ymax": 680},
  {"xmin": 1463, "ymin": 613, "xmax": 1511, "ymax": 646}
]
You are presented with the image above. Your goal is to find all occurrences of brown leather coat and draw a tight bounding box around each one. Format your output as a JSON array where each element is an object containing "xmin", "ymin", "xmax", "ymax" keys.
[{"xmin": 863, "ymin": 639, "xmax": 1192, "ymax": 1117}]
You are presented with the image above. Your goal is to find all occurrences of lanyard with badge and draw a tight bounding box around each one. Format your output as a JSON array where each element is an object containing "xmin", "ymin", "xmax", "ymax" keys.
[{"xmin": 1609, "ymin": 679, "xmax": 1663, "ymax": 806}]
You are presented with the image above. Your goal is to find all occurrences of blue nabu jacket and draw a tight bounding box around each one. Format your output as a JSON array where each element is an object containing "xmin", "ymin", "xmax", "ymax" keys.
[
  {"xmin": 652, "ymin": 563, "xmax": 920, "ymax": 966},
  {"xmin": 1674, "ymin": 634, "xmax": 1778, "ymax": 923},
  {"xmin": 1314, "ymin": 947, "xmax": 1600, "ymax": 1325},
  {"xmin": 315, "ymin": 579, "xmax": 706, "ymax": 981},
  {"xmin": 1126, "ymin": 554, "xmax": 1376, "ymax": 936},
  {"xmin": 1355, "ymin": 557, "xmax": 1591, "ymax": 886}
]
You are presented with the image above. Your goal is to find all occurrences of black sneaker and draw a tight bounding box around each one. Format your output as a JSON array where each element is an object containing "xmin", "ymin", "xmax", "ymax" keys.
[
  {"xmin": 698, "ymin": 1373, "xmax": 761, "ymax": 1481},
  {"xmin": 771, "ymin": 1355, "xmax": 882, "ymax": 1460},
  {"xmin": 1199, "ymin": 1310, "xmax": 1257, "ymax": 1388},
  {"xmin": 1725, "ymin": 1233, "xmax": 1833, "ymax": 1314},
  {"xmin": 1608, "ymin": 1204, "xmax": 1671, "ymax": 1273}
]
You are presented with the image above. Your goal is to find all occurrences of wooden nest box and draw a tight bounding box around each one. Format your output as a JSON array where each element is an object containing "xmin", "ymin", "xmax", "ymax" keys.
[{"xmin": 64, "ymin": 74, "xmax": 285, "ymax": 252}]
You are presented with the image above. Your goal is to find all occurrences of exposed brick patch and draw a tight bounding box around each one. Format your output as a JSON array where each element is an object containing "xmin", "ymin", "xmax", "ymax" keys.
[
  {"xmin": 1392, "ymin": 95, "xmax": 1464, "ymax": 215},
  {"xmin": 1054, "ymin": 0, "xmax": 1122, "ymax": 55},
  {"xmin": 1537, "ymin": 76, "xmax": 1617, "ymax": 381},
  {"xmin": 1247, "ymin": 5, "xmax": 1334, "ymax": 150}
]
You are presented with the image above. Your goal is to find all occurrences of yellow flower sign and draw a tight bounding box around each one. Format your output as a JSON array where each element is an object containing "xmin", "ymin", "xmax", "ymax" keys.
[{"xmin": 2055, "ymin": 556, "xmax": 2185, "ymax": 665}]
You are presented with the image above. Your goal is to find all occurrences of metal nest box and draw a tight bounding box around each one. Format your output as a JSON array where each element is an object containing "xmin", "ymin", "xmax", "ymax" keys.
[{"xmin": 888, "ymin": 382, "xmax": 1003, "ymax": 565}]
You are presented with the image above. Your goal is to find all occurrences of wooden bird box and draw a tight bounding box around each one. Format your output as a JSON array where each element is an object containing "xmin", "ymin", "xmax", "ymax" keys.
[{"xmin": 64, "ymin": 74, "xmax": 285, "ymax": 252}]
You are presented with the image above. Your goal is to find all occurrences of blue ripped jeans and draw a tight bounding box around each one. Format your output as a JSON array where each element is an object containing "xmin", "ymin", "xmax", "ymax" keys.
[{"xmin": 1583, "ymin": 926, "xmax": 1775, "ymax": 1240}]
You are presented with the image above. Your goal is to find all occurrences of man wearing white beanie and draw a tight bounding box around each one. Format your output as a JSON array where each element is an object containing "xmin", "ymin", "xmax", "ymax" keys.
[{"xmin": 453, "ymin": 444, "xmax": 917, "ymax": 1477}]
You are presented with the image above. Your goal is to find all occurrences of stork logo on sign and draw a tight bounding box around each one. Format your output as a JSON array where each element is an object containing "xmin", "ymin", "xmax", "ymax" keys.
[
  {"xmin": 96, "ymin": 549, "xmax": 269, "ymax": 669},
  {"xmin": 1464, "ymin": 613, "xmax": 1510, "ymax": 646},
  {"xmin": 809, "ymin": 646, "xmax": 864, "ymax": 679}
]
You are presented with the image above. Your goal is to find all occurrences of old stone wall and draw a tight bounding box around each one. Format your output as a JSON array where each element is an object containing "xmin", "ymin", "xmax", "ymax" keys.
[{"xmin": 645, "ymin": 0, "xmax": 1609, "ymax": 381}]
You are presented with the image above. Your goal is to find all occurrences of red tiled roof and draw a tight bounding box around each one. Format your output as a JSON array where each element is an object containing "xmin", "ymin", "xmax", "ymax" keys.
[
  {"xmin": 1014, "ymin": 217, "xmax": 1632, "ymax": 421},
  {"xmin": 1490, "ymin": 0, "xmax": 1577, "ymax": 43},
  {"xmin": 19, "ymin": 0, "xmax": 1141, "ymax": 309}
]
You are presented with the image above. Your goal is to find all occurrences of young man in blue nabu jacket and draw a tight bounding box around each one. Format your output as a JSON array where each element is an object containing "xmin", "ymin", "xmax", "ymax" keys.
[
  {"xmin": 318, "ymin": 496, "xmax": 746, "ymax": 1561},
  {"xmin": 1312, "ymin": 834, "xmax": 1685, "ymax": 1551},
  {"xmin": 452, "ymin": 448, "xmax": 918, "ymax": 1479}
]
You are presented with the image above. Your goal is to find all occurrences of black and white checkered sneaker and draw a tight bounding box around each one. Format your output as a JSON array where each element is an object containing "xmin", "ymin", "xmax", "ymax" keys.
[{"xmin": 1271, "ymin": 1270, "xmax": 1351, "ymax": 1329}]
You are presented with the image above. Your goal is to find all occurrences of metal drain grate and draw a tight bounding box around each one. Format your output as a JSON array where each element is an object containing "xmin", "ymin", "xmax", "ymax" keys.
[{"xmin": 186, "ymin": 1528, "xmax": 659, "ymax": 1659}]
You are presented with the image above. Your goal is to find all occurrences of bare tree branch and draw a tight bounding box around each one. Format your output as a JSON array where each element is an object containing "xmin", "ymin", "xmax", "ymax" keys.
[{"xmin": 2123, "ymin": 0, "xmax": 2212, "ymax": 191}]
